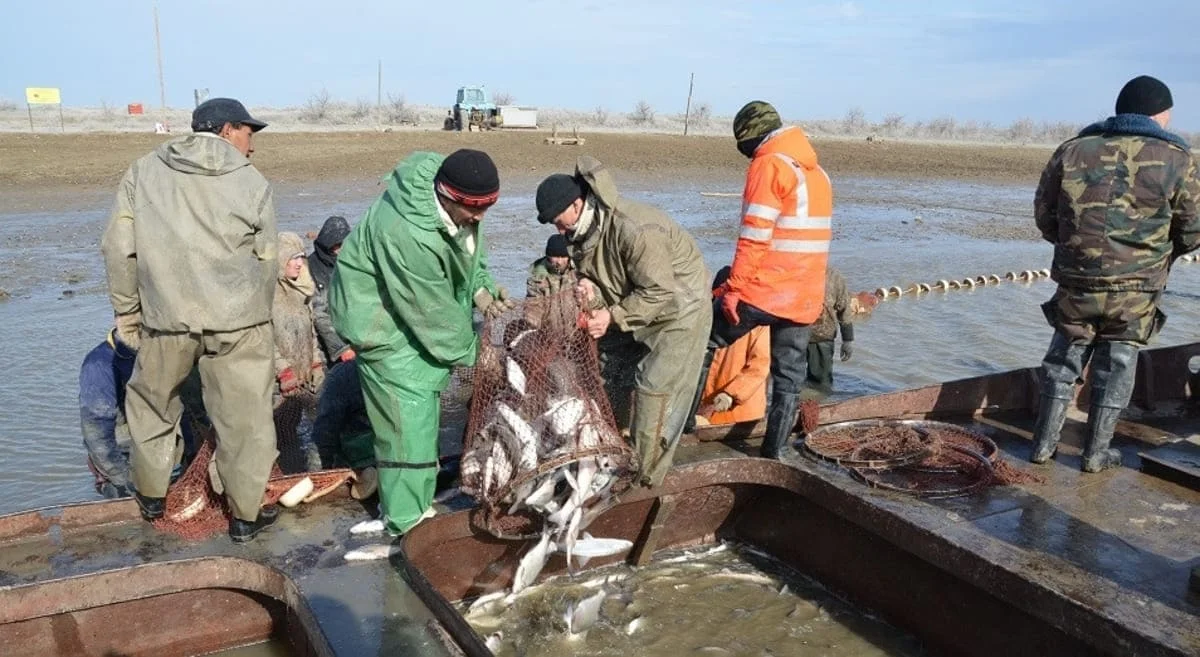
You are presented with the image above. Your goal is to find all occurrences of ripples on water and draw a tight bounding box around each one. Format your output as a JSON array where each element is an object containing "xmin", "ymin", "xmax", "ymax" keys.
[{"xmin": 2, "ymin": 176, "xmax": 1198, "ymax": 515}]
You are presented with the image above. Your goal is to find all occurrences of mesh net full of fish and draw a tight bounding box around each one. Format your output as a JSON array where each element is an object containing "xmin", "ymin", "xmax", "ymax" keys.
[
  {"xmin": 460, "ymin": 290, "xmax": 635, "ymax": 539},
  {"xmin": 154, "ymin": 389, "xmax": 354, "ymax": 541},
  {"xmin": 802, "ymin": 419, "xmax": 1042, "ymax": 499}
]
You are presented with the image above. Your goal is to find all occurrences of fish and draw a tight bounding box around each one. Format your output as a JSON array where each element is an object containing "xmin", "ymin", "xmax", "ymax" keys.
[
  {"xmin": 496, "ymin": 402, "xmax": 538, "ymax": 472},
  {"xmin": 563, "ymin": 506, "xmax": 583, "ymax": 570},
  {"xmin": 567, "ymin": 532, "xmax": 634, "ymax": 568},
  {"xmin": 484, "ymin": 632, "xmax": 504, "ymax": 652},
  {"xmin": 349, "ymin": 518, "xmax": 386, "ymax": 535},
  {"xmin": 563, "ymin": 589, "xmax": 606, "ymax": 636},
  {"xmin": 509, "ymin": 328, "xmax": 536, "ymax": 348},
  {"xmin": 524, "ymin": 472, "xmax": 559, "ymax": 511},
  {"xmin": 278, "ymin": 476, "xmax": 314, "ymax": 508},
  {"xmin": 344, "ymin": 543, "xmax": 399, "ymax": 561},
  {"xmin": 506, "ymin": 358, "xmax": 527, "ymax": 396},
  {"xmin": 542, "ymin": 396, "xmax": 587, "ymax": 437},
  {"xmin": 466, "ymin": 590, "xmax": 509, "ymax": 615},
  {"xmin": 512, "ymin": 530, "xmax": 555, "ymax": 594},
  {"xmin": 576, "ymin": 571, "xmax": 632, "ymax": 589},
  {"xmin": 625, "ymin": 616, "xmax": 645, "ymax": 635},
  {"xmin": 166, "ymin": 494, "xmax": 207, "ymax": 522},
  {"xmin": 710, "ymin": 570, "xmax": 777, "ymax": 587}
]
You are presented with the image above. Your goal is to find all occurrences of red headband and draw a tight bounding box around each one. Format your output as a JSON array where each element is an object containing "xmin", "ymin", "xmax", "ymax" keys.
[{"xmin": 436, "ymin": 181, "xmax": 499, "ymax": 208}]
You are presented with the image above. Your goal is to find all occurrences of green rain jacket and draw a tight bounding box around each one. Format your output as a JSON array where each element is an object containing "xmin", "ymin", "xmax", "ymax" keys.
[{"xmin": 328, "ymin": 152, "xmax": 497, "ymax": 391}]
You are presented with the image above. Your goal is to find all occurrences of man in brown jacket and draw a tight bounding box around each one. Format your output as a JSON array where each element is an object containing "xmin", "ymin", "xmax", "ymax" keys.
[
  {"xmin": 101, "ymin": 98, "xmax": 280, "ymax": 543},
  {"xmin": 802, "ymin": 267, "xmax": 855, "ymax": 400},
  {"xmin": 535, "ymin": 157, "xmax": 712, "ymax": 487}
]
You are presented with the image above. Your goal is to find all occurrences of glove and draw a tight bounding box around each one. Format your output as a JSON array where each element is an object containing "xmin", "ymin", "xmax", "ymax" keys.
[
  {"xmin": 339, "ymin": 348, "xmax": 357, "ymax": 363},
  {"xmin": 278, "ymin": 367, "xmax": 300, "ymax": 394},
  {"xmin": 719, "ymin": 293, "xmax": 742, "ymax": 326},
  {"xmin": 840, "ymin": 342, "xmax": 854, "ymax": 362},
  {"xmin": 474, "ymin": 287, "xmax": 516, "ymax": 319},
  {"xmin": 114, "ymin": 311, "xmax": 142, "ymax": 351},
  {"xmin": 711, "ymin": 392, "xmax": 734, "ymax": 412}
]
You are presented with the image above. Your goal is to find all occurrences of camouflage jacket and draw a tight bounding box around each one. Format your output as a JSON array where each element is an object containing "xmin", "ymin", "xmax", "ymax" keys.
[
  {"xmin": 810, "ymin": 267, "xmax": 852, "ymax": 343},
  {"xmin": 1034, "ymin": 115, "xmax": 1200, "ymax": 292},
  {"xmin": 525, "ymin": 257, "xmax": 575, "ymax": 297}
]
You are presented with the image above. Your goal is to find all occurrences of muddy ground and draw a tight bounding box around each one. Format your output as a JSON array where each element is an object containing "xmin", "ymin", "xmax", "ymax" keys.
[{"xmin": 0, "ymin": 131, "xmax": 1053, "ymax": 212}]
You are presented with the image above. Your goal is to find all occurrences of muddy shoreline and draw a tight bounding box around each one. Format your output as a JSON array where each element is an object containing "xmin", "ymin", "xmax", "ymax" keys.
[{"xmin": 1, "ymin": 132, "xmax": 1052, "ymax": 213}]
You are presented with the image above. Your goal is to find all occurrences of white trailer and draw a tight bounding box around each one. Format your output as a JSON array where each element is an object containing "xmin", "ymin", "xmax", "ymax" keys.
[{"xmin": 498, "ymin": 105, "xmax": 538, "ymax": 129}]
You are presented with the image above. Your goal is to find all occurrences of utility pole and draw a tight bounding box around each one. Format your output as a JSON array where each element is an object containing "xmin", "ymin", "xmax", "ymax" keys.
[
  {"xmin": 683, "ymin": 72, "xmax": 695, "ymax": 136},
  {"xmin": 154, "ymin": 2, "xmax": 167, "ymax": 109}
]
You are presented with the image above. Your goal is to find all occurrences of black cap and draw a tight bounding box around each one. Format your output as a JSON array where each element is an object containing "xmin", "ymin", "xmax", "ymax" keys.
[
  {"xmin": 536, "ymin": 174, "xmax": 585, "ymax": 224},
  {"xmin": 1115, "ymin": 76, "xmax": 1173, "ymax": 117},
  {"xmin": 545, "ymin": 234, "xmax": 569, "ymax": 257},
  {"xmin": 191, "ymin": 98, "xmax": 268, "ymax": 133}
]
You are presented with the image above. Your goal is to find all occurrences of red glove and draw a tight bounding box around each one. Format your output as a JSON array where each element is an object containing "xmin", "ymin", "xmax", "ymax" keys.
[
  {"xmin": 712, "ymin": 282, "xmax": 729, "ymax": 299},
  {"xmin": 340, "ymin": 348, "xmax": 357, "ymax": 362},
  {"xmin": 720, "ymin": 293, "xmax": 742, "ymax": 325},
  {"xmin": 278, "ymin": 368, "xmax": 300, "ymax": 394}
]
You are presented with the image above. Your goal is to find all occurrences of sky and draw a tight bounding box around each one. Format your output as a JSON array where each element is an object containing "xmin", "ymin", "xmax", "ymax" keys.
[{"xmin": 3, "ymin": 0, "xmax": 1198, "ymax": 130}]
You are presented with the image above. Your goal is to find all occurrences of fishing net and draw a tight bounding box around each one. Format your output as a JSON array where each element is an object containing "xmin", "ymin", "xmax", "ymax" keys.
[
  {"xmin": 460, "ymin": 290, "xmax": 635, "ymax": 539},
  {"xmin": 802, "ymin": 419, "xmax": 1042, "ymax": 498},
  {"xmin": 153, "ymin": 392, "xmax": 355, "ymax": 541}
]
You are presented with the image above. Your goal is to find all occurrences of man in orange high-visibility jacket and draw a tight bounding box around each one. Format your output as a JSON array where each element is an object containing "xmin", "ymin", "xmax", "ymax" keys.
[{"xmin": 690, "ymin": 101, "xmax": 833, "ymax": 459}]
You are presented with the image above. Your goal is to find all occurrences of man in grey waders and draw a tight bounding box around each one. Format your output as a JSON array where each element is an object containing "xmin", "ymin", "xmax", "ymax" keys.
[{"xmin": 102, "ymin": 98, "xmax": 281, "ymax": 542}]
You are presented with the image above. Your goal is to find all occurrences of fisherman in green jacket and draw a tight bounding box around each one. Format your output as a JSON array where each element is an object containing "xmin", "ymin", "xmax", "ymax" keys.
[
  {"xmin": 328, "ymin": 149, "xmax": 512, "ymax": 535},
  {"xmin": 534, "ymin": 156, "xmax": 712, "ymax": 487}
]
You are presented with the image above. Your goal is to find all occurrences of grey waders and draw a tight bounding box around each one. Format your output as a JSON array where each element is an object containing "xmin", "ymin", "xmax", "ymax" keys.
[
  {"xmin": 1031, "ymin": 332, "xmax": 1091, "ymax": 464},
  {"xmin": 1081, "ymin": 341, "xmax": 1138, "ymax": 473}
]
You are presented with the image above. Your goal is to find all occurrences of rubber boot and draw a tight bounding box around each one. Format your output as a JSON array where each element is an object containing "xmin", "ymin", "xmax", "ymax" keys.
[
  {"xmin": 1081, "ymin": 407, "xmax": 1123, "ymax": 473},
  {"xmin": 1030, "ymin": 396, "xmax": 1070, "ymax": 463},
  {"xmin": 761, "ymin": 392, "xmax": 800, "ymax": 459},
  {"xmin": 632, "ymin": 390, "xmax": 674, "ymax": 487},
  {"xmin": 1081, "ymin": 341, "xmax": 1139, "ymax": 473}
]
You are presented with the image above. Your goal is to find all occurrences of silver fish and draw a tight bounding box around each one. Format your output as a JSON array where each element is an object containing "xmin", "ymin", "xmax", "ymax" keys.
[
  {"xmin": 625, "ymin": 616, "xmax": 645, "ymax": 635},
  {"xmin": 563, "ymin": 589, "xmax": 606, "ymax": 636},
  {"xmin": 512, "ymin": 530, "xmax": 555, "ymax": 594},
  {"xmin": 484, "ymin": 631, "xmax": 504, "ymax": 652},
  {"xmin": 343, "ymin": 543, "xmax": 398, "ymax": 561},
  {"xmin": 496, "ymin": 402, "xmax": 538, "ymax": 472},
  {"xmin": 567, "ymin": 532, "xmax": 633, "ymax": 568},
  {"xmin": 563, "ymin": 506, "xmax": 583, "ymax": 570},
  {"xmin": 542, "ymin": 396, "xmax": 587, "ymax": 437},
  {"xmin": 506, "ymin": 358, "xmax": 527, "ymax": 396},
  {"xmin": 711, "ymin": 570, "xmax": 776, "ymax": 587},
  {"xmin": 466, "ymin": 590, "xmax": 509, "ymax": 615},
  {"xmin": 524, "ymin": 472, "xmax": 559, "ymax": 512}
]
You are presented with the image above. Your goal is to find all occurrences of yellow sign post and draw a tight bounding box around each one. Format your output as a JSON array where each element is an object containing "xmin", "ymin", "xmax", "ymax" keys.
[{"xmin": 25, "ymin": 87, "xmax": 64, "ymax": 132}]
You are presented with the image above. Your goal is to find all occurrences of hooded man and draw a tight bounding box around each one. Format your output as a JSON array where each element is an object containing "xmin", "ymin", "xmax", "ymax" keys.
[
  {"xmin": 802, "ymin": 266, "xmax": 855, "ymax": 400},
  {"xmin": 101, "ymin": 97, "xmax": 280, "ymax": 543},
  {"xmin": 329, "ymin": 148, "xmax": 511, "ymax": 535},
  {"xmin": 1031, "ymin": 75, "xmax": 1200, "ymax": 472},
  {"xmin": 526, "ymin": 233, "xmax": 575, "ymax": 297},
  {"xmin": 535, "ymin": 156, "xmax": 711, "ymax": 487},
  {"xmin": 309, "ymin": 216, "xmax": 356, "ymax": 365},
  {"xmin": 690, "ymin": 101, "xmax": 833, "ymax": 459}
]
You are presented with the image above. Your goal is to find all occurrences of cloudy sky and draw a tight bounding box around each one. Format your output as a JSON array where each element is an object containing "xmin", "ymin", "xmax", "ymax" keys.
[{"xmin": 4, "ymin": 0, "xmax": 1197, "ymax": 129}]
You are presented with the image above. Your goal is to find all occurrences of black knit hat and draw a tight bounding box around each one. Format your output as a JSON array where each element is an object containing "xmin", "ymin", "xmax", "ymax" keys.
[
  {"xmin": 536, "ymin": 174, "xmax": 585, "ymax": 224},
  {"xmin": 435, "ymin": 149, "xmax": 500, "ymax": 206},
  {"xmin": 1115, "ymin": 76, "xmax": 1173, "ymax": 116},
  {"xmin": 545, "ymin": 234, "xmax": 569, "ymax": 257}
]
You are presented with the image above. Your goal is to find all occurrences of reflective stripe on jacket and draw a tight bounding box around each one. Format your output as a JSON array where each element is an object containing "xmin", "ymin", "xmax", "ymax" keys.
[{"xmin": 727, "ymin": 126, "xmax": 832, "ymax": 324}]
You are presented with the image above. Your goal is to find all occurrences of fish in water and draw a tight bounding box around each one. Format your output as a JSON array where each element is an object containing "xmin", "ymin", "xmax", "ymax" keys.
[
  {"xmin": 626, "ymin": 616, "xmax": 645, "ymax": 635},
  {"xmin": 512, "ymin": 530, "xmax": 556, "ymax": 594},
  {"xmin": 466, "ymin": 590, "xmax": 509, "ymax": 615},
  {"xmin": 484, "ymin": 631, "xmax": 504, "ymax": 652},
  {"xmin": 563, "ymin": 589, "xmax": 606, "ymax": 636}
]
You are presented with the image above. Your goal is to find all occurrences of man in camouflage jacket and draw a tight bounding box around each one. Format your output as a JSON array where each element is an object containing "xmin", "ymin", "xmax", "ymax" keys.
[{"xmin": 1031, "ymin": 75, "xmax": 1200, "ymax": 472}]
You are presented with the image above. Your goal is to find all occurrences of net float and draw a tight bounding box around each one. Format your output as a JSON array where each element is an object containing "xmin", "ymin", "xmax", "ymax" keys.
[
  {"xmin": 888, "ymin": 286, "xmax": 904, "ymax": 297},
  {"xmin": 916, "ymin": 283, "xmax": 931, "ymax": 293},
  {"xmin": 961, "ymin": 278, "xmax": 976, "ymax": 289},
  {"xmin": 279, "ymin": 476, "xmax": 314, "ymax": 508},
  {"xmin": 987, "ymin": 275, "xmax": 1002, "ymax": 284},
  {"xmin": 1005, "ymin": 272, "xmax": 1019, "ymax": 280},
  {"xmin": 934, "ymin": 279, "xmax": 951, "ymax": 291}
]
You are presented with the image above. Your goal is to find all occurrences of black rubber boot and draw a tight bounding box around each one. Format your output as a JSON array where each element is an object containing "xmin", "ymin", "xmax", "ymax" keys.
[
  {"xmin": 135, "ymin": 492, "xmax": 165, "ymax": 521},
  {"xmin": 761, "ymin": 392, "xmax": 800, "ymax": 459},
  {"xmin": 230, "ymin": 505, "xmax": 280, "ymax": 544},
  {"xmin": 1030, "ymin": 395, "xmax": 1071, "ymax": 464},
  {"xmin": 1081, "ymin": 406, "xmax": 1124, "ymax": 472},
  {"xmin": 1080, "ymin": 341, "xmax": 1139, "ymax": 473}
]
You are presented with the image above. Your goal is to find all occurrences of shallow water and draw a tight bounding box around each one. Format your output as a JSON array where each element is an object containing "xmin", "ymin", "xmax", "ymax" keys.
[
  {"xmin": 459, "ymin": 542, "xmax": 924, "ymax": 657},
  {"xmin": 208, "ymin": 638, "xmax": 292, "ymax": 656},
  {"xmin": 2, "ymin": 175, "xmax": 1199, "ymax": 515}
]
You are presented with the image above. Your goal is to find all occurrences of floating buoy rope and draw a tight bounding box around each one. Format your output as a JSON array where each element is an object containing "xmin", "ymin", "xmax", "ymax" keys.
[{"xmin": 872, "ymin": 267, "xmax": 1056, "ymax": 300}]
